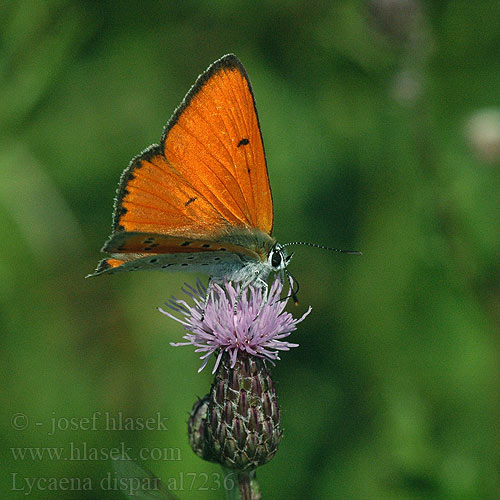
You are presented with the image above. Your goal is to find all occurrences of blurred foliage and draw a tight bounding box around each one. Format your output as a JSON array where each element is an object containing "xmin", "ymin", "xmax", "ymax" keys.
[{"xmin": 1, "ymin": 1, "xmax": 499, "ymax": 499}]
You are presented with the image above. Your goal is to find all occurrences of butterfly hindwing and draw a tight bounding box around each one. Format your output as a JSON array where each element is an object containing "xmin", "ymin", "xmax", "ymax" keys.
[
  {"xmin": 101, "ymin": 231, "xmax": 264, "ymax": 258},
  {"xmin": 88, "ymin": 230, "xmax": 274, "ymax": 278},
  {"xmin": 91, "ymin": 250, "xmax": 252, "ymax": 277}
]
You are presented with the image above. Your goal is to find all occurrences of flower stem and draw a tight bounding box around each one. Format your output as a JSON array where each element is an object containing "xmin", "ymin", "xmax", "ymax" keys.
[{"xmin": 223, "ymin": 467, "xmax": 261, "ymax": 500}]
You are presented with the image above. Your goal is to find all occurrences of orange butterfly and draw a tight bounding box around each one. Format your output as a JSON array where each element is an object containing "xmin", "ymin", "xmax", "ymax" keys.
[{"xmin": 89, "ymin": 54, "xmax": 292, "ymax": 289}]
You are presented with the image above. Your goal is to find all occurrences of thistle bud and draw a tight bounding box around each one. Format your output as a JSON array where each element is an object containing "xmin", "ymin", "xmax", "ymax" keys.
[
  {"xmin": 205, "ymin": 352, "xmax": 282, "ymax": 471},
  {"xmin": 188, "ymin": 395, "xmax": 214, "ymax": 462}
]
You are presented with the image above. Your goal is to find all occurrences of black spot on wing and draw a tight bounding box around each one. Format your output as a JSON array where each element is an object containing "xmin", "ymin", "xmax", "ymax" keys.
[
  {"xmin": 237, "ymin": 138, "xmax": 249, "ymax": 147},
  {"xmin": 185, "ymin": 197, "xmax": 197, "ymax": 206},
  {"xmin": 160, "ymin": 54, "xmax": 251, "ymax": 146}
]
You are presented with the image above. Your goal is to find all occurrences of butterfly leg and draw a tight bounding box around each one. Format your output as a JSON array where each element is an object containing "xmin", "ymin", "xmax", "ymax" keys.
[
  {"xmin": 254, "ymin": 277, "xmax": 269, "ymax": 317},
  {"xmin": 200, "ymin": 276, "xmax": 216, "ymax": 321}
]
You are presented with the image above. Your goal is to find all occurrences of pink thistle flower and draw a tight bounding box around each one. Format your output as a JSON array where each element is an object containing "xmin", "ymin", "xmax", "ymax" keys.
[{"xmin": 159, "ymin": 278, "xmax": 311, "ymax": 373}]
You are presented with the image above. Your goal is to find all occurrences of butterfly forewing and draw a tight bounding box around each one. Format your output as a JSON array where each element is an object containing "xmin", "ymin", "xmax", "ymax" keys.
[
  {"xmin": 114, "ymin": 147, "xmax": 229, "ymax": 237},
  {"xmin": 161, "ymin": 55, "xmax": 273, "ymax": 235},
  {"xmin": 113, "ymin": 55, "xmax": 273, "ymax": 241},
  {"xmin": 93, "ymin": 54, "xmax": 275, "ymax": 278}
]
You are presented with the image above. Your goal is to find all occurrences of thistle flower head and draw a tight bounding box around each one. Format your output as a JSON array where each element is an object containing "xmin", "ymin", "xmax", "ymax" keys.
[{"xmin": 159, "ymin": 278, "xmax": 311, "ymax": 373}]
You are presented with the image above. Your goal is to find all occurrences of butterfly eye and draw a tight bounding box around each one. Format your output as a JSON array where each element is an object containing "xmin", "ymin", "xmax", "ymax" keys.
[{"xmin": 271, "ymin": 250, "xmax": 282, "ymax": 269}]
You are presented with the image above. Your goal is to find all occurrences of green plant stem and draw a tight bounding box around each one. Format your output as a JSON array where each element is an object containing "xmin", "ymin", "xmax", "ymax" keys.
[{"xmin": 223, "ymin": 467, "xmax": 261, "ymax": 500}]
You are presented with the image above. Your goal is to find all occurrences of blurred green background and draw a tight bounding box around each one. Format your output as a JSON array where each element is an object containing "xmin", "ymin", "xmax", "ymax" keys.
[{"xmin": 2, "ymin": 1, "xmax": 499, "ymax": 499}]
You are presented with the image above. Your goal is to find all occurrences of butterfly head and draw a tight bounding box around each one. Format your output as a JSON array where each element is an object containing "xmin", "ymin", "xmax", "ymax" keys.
[{"xmin": 268, "ymin": 243, "xmax": 293, "ymax": 272}]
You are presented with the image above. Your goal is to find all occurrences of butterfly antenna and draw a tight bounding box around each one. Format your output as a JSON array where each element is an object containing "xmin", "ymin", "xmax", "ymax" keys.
[{"xmin": 282, "ymin": 241, "xmax": 362, "ymax": 255}]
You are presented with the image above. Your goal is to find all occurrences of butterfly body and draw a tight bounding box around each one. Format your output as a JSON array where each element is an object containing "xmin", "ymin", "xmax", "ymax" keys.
[
  {"xmin": 92, "ymin": 227, "xmax": 286, "ymax": 284},
  {"xmin": 89, "ymin": 54, "xmax": 290, "ymax": 285}
]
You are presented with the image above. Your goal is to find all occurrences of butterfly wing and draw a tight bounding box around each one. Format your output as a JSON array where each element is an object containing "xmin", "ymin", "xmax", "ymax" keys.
[
  {"xmin": 113, "ymin": 54, "xmax": 273, "ymax": 240},
  {"xmin": 92, "ymin": 54, "xmax": 275, "ymax": 278},
  {"xmin": 92, "ymin": 250, "xmax": 253, "ymax": 277},
  {"xmin": 87, "ymin": 230, "xmax": 273, "ymax": 278}
]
